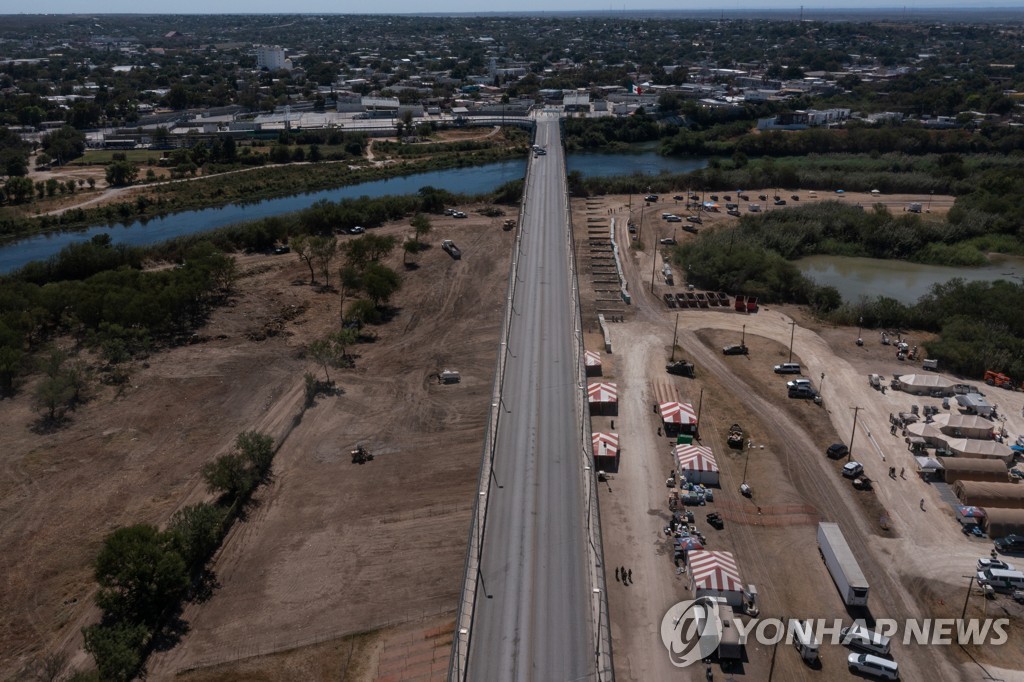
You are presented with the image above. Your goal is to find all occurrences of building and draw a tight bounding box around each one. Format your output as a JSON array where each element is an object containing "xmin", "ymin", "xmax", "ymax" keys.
[{"xmin": 256, "ymin": 45, "xmax": 291, "ymax": 71}]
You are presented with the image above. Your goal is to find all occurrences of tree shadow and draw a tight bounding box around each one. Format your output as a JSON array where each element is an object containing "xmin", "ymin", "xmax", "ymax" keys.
[
  {"xmin": 191, "ymin": 569, "xmax": 221, "ymax": 604},
  {"xmin": 404, "ymin": 262, "xmax": 420, "ymax": 271},
  {"xmin": 30, "ymin": 414, "xmax": 69, "ymax": 434},
  {"xmin": 150, "ymin": 614, "xmax": 191, "ymax": 652}
]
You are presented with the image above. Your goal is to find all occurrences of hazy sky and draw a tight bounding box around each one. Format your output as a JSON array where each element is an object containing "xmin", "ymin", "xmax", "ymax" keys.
[{"xmin": 16, "ymin": 0, "xmax": 1024, "ymax": 14}]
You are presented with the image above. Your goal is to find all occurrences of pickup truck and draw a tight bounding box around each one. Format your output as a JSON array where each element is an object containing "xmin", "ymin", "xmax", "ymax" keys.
[{"xmin": 441, "ymin": 240, "xmax": 462, "ymax": 260}]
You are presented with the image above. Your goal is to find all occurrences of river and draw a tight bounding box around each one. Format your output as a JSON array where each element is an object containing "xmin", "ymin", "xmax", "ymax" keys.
[
  {"xmin": 0, "ymin": 149, "xmax": 706, "ymax": 273},
  {"xmin": 795, "ymin": 254, "xmax": 1024, "ymax": 304}
]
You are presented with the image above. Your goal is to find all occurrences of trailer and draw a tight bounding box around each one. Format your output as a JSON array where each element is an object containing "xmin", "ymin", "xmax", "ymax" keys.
[{"xmin": 817, "ymin": 522, "xmax": 869, "ymax": 606}]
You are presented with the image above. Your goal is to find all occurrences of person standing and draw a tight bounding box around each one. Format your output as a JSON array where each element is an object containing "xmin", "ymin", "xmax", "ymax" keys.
[
  {"xmin": 615, "ymin": 567, "xmax": 620, "ymax": 582},
  {"xmin": 627, "ymin": 569, "xmax": 633, "ymax": 584}
]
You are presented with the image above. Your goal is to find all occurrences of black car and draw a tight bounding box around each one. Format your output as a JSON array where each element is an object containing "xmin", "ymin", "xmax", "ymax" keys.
[
  {"xmin": 686, "ymin": 215, "xmax": 702, "ymax": 224},
  {"xmin": 995, "ymin": 534, "xmax": 1024, "ymax": 554},
  {"xmin": 723, "ymin": 344, "xmax": 749, "ymax": 356},
  {"xmin": 673, "ymin": 194, "xmax": 685, "ymax": 200},
  {"xmin": 826, "ymin": 443, "xmax": 850, "ymax": 459},
  {"xmin": 710, "ymin": 194, "xmax": 719, "ymax": 201},
  {"xmin": 774, "ymin": 199, "xmax": 787, "ymax": 206},
  {"xmin": 789, "ymin": 385, "xmax": 817, "ymax": 399},
  {"xmin": 644, "ymin": 194, "xmax": 658, "ymax": 202},
  {"xmin": 791, "ymin": 194, "xmax": 800, "ymax": 201},
  {"xmin": 758, "ymin": 194, "xmax": 768, "ymax": 201},
  {"xmin": 666, "ymin": 361, "xmax": 695, "ymax": 377}
]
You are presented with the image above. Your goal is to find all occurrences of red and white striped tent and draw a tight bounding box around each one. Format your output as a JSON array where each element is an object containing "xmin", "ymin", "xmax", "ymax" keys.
[
  {"xmin": 660, "ymin": 401, "xmax": 698, "ymax": 435},
  {"xmin": 592, "ymin": 432, "xmax": 620, "ymax": 471},
  {"xmin": 689, "ymin": 550, "xmax": 744, "ymax": 606},
  {"xmin": 588, "ymin": 382, "xmax": 618, "ymax": 415},
  {"xmin": 674, "ymin": 444, "xmax": 719, "ymax": 486},
  {"xmin": 584, "ymin": 350, "xmax": 603, "ymax": 376}
]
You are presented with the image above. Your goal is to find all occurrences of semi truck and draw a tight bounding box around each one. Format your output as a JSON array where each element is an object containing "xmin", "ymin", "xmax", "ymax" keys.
[{"xmin": 818, "ymin": 522, "xmax": 870, "ymax": 606}]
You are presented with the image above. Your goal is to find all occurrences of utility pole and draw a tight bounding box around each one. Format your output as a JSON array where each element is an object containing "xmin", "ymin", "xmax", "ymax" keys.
[
  {"xmin": 650, "ymin": 234, "xmax": 659, "ymax": 294},
  {"xmin": 671, "ymin": 313, "xmax": 679, "ymax": 361},
  {"xmin": 848, "ymin": 407, "xmax": 862, "ymax": 461},
  {"xmin": 696, "ymin": 387, "xmax": 704, "ymax": 440},
  {"xmin": 741, "ymin": 324, "xmax": 746, "ymax": 347},
  {"xmin": 788, "ymin": 320, "xmax": 796, "ymax": 363},
  {"xmin": 960, "ymin": 574, "xmax": 976, "ymax": 619}
]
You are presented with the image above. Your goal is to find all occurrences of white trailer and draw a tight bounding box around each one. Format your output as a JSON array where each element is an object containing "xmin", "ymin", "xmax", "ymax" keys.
[{"xmin": 817, "ymin": 522, "xmax": 869, "ymax": 606}]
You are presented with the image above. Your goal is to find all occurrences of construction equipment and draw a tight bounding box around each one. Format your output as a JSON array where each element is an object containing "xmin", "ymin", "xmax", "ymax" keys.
[
  {"xmin": 666, "ymin": 360, "xmax": 695, "ymax": 377},
  {"xmin": 351, "ymin": 445, "xmax": 374, "ymax": 464},
  {"xmin": 706, "ymin": 512, "xmax": 724, "ymax": 529},
  {"xmin": 727, "ymin": 424, "xmax": 744, "ymax": 450},
  {"xmin": 984, "ymin": 370, "xmax": 1015, "ymax": 389},
  {"xmin": 502, "ymin": 219, "xmax": 516, "ymax": 231}
]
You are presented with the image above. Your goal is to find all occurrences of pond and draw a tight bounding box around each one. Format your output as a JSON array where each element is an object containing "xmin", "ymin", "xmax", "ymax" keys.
[
  {"xmin": 0, "ymin": 149, "xmax": 708, "ymax": 273},
  {"xmin": 795, "ymin": 254, "xmax": 1024, "ymax": 305}
]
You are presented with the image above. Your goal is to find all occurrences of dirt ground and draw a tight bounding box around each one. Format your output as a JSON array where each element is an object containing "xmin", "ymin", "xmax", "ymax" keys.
[
  {"xmin": 0, "ymin": 205, "xmax": 513, "ymax": 680},
  {"xmin": 573, "ymin": 192, "xmax": 1024, "ymax": 682}
]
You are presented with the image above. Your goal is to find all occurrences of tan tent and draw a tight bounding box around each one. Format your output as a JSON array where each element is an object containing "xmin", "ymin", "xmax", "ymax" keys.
[
  {"xmin": 945, "ymin": 438, "xmax": 1014, "ymax": 463},
  {"xmin": 940, "ymin": 458, "xmax": 1008, "ymax": 484},
  {"xmin": 984, "ymin": 508, "xmax": 1024, "ymax": 539},
  {"xmin": 934, "ymin": 414, "xmax": 995, "ymax": 440},
  {"xmin": 895, "ymin": 374, "xmax": 955, "ymax": 396},
  {"xmin": 954, "ymin": 480, "xmax": 1024, "ymax": 509}
]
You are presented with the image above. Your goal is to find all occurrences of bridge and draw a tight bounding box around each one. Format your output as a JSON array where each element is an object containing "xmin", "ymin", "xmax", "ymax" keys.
[{"xmin": 449, "ymin": 114, "xmax": 613, "ymax": 680}]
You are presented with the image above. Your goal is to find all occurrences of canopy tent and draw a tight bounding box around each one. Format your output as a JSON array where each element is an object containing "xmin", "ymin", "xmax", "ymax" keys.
[
  {"xmin": 956, "ymin": 505, "xmax": 987, "ymax": 526},
  {"xmin": 895, "ymin": 373, "xmax": 955, "ymax": 395},
  {"xmin": 674, "ymin": 444, "xmax": 719, "ymax": 486},
  {"xmin": 587, "ymin": 382, "xmax": 618, "ymax": 416},
  {"xmin": 934, "ymin": 413, "xmax": 995, "ymax": 440},
  {"xmin": 592, "ymin": 432, "xmax": 620, "ymax": 472},
  {"xmin": 674, "ymin": 536, "xmax": 705, "ymax": 553},
  {"xmin": 954, "ymin": 480, "xmax": 1024, "ymax": 509},
  {"xmin": 906, "ymin": 422, "xmax": 945, "ymax": 444},
  {"xmin": 983, "ymin": 508, "xmax": 1024, "ymax": 539},
  {"xmin": 689, "ymin": 550, "xmax": 744, "ymax": 606},
  {"xmin": 915, "ymin": 456, "xmax": 943, "ymax": 472},
  {"xmin": 660, "ymin": 401, "xmax": 698, "ymax": 436},
  {"xmin": 584, "ymin": 350, "xmax": 602, "ymax": 376},
  {"xmin": 945, "ymin": 438, "xmax": 1013, "ymax": 463},
  {"xmin": 940, "ymin": 457, "xmax": 1008, "ymax": 484}
]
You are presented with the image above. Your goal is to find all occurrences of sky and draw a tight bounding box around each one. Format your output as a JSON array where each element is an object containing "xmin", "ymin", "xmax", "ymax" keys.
[{"xmin": 14, "ymin": 0, "xmax": 1024, "ymax": 14}]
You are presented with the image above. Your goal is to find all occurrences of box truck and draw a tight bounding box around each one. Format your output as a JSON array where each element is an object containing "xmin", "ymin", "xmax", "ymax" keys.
[{"xmin": 818, "ymin": 522, "xmax": 870, "ymax": 606}]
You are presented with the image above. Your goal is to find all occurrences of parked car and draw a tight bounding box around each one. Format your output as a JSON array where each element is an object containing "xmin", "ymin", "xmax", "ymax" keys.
[
  {"xmin": 644, "ymin": 194, "xmax": 658, "ymax": 202},
  {"xmin": 842, "ymin": 461, "xmax": 864, "ymax": 478},
  {"xmin": 758, "ymin": 194, "xmax": 768, "ymax": 201},
  {"xmin": 659, "ymin": 237, "xmax": 677, "ymax": 245},
  {"xmin": 710, "ymin": 194, "xmax": 719, "ymax": 201},
  {"xmin": 791, "ymin": 194, "xmax": 800, "ymax": 201},
  {"xmin": 723, "ymin": 344, "xmax": 749, "ymax": 356},
  {"xmin": 978, "ymin": 558, "xmax": 1015, "ymax": 571},
  {"xmin": 348, "ymin": 225, "xmax": 365, "ymax": 234},
  {"xmin": 686, "ymin": 216, "xmax": 702, "ymax": 224},
  {"xmin": 996, "ymin": 535, "xmax": 1024, "ymax": 554},
  {"xmin": 738, "ymin": 194, "xmax": 750, "ymax": 201},
  {"xmin": 774, "ymin": 362, "xmax": 801, "ymax": 374},
  {"xmin": 666, "ymin": 361, "xmax": 695, "ymax": 377},
  {"xmin": 787, "ymin": 378, "xmax": 812, "ymax": 390},
  {"xmin": 774, "ymin": 199, "xmax": 787, "ymax": 206},
  {"xmin": 628, "ymin": 223, "xmax": 637, "ymax": 233},
  {"xmin": 789, "ymin": 385, "xmax": 817, "ymax": 399},
  {"xmin": 666, "ymin": 215, "xmax": 682, "ymax": 222},
  {"xmin": 727, "ymin": 209, "xmax": 741, "ymax": 217},
  {"xmin": 673, "ymin": 194, "xmax": 685, "ymax": 200},
  {"xmin": 826, "ymin": 443, "xmax": 850, "ymax": 459},
  {"xmin": 724, "ymin": 195, "xmax": 732, "ymax": 201},
  {"xmin": 964, "ymin": 525, "xmax": 985, "ymax": 538},
  {"xmin": 453, "ymin": 211, "xmax": 467, "ymax": 219},
  {"xmin": 848, "ymin": 653, "xmax": 898, "ymax": 679}
]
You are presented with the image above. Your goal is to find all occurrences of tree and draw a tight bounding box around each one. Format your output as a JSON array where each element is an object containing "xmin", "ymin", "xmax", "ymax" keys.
[
  {"xmin": 311, "ymin": 236, "xmax": 338, "ymax": 287},
  {"xmin": 403, "ymin": 237, "xmax": 419, "ymax": 266},
  {"xmin": 292, "ymin": 235, "xmax": 317, "ymax": 284},
  {"xmin": 93, "ymin": 524, "xmax": 188, "ymax": 626},
  {"xmin": 167, "ymin": 503, "xmax": 224, "ymax": 568},
  {"xmin": 338, "ymin": 264, "xmax": 362, "ymax": 323},
  {"xmin": 308, "ymin": 337, "xmax": 341, "ymax": 383},
  {"xmin": 201, "ymin": 452, "xmax": 254, "ymax": 500},
  {"xmin": 105, "ymin": 161, "xmax": 138, "ymax": 187},
  {"xmin": 236, "ymin": 431, "xmax": 275, "ymax": 481},
  {"xmin": 34, "ymin": 373, "xmax": 72, "ymax": 421},
  {"xmin": 83, "ymin": 622, "xmax": 149, "ymax": 682},
  {"xmin": 5, "ymin": 176, "xmax": 34, "ymax": 203},
  {"xmin": 410, "ymin": 213, "xmax": 432, "ymax": 246},
  {"xmin": 362, "ymin": 262, "xmax": 402, "ymax": 307}
]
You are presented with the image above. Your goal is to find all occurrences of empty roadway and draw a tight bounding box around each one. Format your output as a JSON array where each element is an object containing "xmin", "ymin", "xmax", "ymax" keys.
[{"xmin": 466, "ymin": 115, "xmax": 596, "ymax": 681}]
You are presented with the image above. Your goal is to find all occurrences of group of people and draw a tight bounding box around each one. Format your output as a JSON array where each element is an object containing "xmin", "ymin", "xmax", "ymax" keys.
[
  {"xmin": 614, "ymin": 566, "xmax": 634, "ymax": 585},
  {"xmin": 887, "ymin": 466, "xmax": 906, "ymax": 479}
]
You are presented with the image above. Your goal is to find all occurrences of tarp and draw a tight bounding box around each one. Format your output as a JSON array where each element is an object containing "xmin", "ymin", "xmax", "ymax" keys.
[
  {"xmin": 674, "ymin": 536, "xmax": 705, "ymax": 552},
  {"xmin": 957, "ymin": 393, "xmax": 993, "ymax": 414},
  {"xmin": 690, "ymin": 550, "xmax": 743, "ymax": 605},
  {"xmin": 954, "ymin": 480, "xmax": 1024, "ymax": 509},
  {"xmin": 584, "ymin": 350, "xmax": 602, "ymax": 368},
  {"xmin": 956, "ymin": 505, "xmax": 987, "ymax": 523},
  {"xmin": 592, "ymin": 432, "xmax": 619, "ymax": 461},
  {"xmin": 983, "ymin": 508, "xmax": 1024, "ymax": 538},
  {"xmin": 660, "ymin": 401, "xmax": 697, "ymax": 425},
  {"xmin": 940, "ymin": 457, "xmax": 1008, "ymax": 484},
  {"xmin": 674, "ymin": 445, "xmax": 719, "ymax": 486},
  {"xmin": 587, "ymin": 382, "xmax": 617, "ymax": 404}
]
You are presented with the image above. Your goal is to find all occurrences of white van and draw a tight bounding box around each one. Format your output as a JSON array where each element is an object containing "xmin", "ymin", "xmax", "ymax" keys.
[
  {"xmin": 848, "ymin": 653, "xmax": 898, "ymax": 679},
  {"xmin": 774, "ymin": 362, "xmax": 801, "ymax": 374},
  {"xmin": 977, "ymin": 568, "xmax": 1024, "ymax": 592},
  {"xmin": 841, "ymin": 624, "xmax": 891, "ymax": 656},
  {"xmin": 789, "ymin": 619, "xmax": 820, "ymax": 662}
]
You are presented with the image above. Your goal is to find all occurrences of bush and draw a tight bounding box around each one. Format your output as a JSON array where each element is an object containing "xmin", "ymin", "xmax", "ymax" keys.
[{"xmin": 82, "ymin": 622, "xmax": 149, "ymax": 682}]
